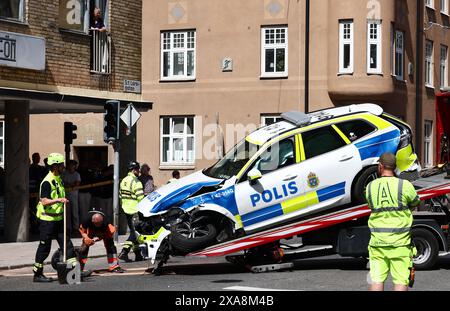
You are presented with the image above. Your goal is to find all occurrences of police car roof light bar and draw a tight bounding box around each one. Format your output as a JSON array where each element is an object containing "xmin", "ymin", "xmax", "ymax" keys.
[{"xmin": 281, "ymin": 111, "xmax": 312, "ymax": 127}]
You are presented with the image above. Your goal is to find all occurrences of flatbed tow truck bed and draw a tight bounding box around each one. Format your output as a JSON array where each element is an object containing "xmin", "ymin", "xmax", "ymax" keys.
[{"xmin": 143, "ymin": 172, "xmax": 450, "ymax": 273}]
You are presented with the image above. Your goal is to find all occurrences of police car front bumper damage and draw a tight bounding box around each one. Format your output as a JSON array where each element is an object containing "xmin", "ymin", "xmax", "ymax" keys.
[{"xmin": 137, "ymin": 227, "xmax": 172, "ymax": 265}]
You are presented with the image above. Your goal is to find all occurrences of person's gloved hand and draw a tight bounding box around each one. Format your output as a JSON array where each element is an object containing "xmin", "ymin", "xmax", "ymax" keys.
[{"xmin": 83, "ymin": 236, "xmax": 95, "ymax": 246}]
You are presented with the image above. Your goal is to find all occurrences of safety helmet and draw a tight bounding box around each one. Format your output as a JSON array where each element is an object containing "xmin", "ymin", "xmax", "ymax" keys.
[
  {"xmin": 127, "ymin": 161, "xmax": 140, "ymax": 171},
  {"xmin": 47, "ymin": 153, "xmax": 65, "ymax": 165}
]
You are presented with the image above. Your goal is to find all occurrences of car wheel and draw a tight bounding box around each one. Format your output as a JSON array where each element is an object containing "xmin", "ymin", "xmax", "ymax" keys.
[
  {"xmin": 170, "ymin": 221, "xmax": 217, "ymax": 254},
  {"xmin": 412, "ymin": 228, "xmax": 439, "ymax": 270},
  {"xmin": 352, "ymin": 166, "xmax": 379, "ymax": 204}
]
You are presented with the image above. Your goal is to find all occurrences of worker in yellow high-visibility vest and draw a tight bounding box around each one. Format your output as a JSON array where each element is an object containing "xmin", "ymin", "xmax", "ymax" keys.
[
  {"xmin": 33, "ymin": 153, "xmax": 78, "ymax": 282},
  {"xmin": 365, "ymin": 152, "xmax": 420, "ymax": 291},
  {"xmin": 118, "ymin": 161, "xmax": 145, "ymax": 262}
]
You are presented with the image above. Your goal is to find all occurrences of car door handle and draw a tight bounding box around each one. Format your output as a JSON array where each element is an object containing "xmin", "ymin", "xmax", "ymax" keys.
[
  {"xmin": 339, "ymin": 155, "xmax": 354, "ymax": 162},
  {"xmin": 283, "ymin": 175, "xmax": 298, "ymax": 181}
]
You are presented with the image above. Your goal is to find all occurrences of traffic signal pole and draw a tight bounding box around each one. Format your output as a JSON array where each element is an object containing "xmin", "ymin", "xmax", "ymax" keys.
[{"xmin": 113, "ymin": 140, "xmax": 120, "ymax": 244}]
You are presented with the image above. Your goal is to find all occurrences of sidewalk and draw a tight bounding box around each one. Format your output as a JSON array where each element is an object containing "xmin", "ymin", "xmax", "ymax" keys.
[{"xmin": 0, "ymin": 235, "xmax": 128, "ymax": 271}]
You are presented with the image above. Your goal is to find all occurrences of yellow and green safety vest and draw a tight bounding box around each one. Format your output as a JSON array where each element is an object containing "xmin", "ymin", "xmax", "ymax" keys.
[
  {"xmin": 365, "ymin": 176, "xmax": 420, "ymax": 247},
  {"xmin": 120, "ymin": 172, "xmax": 144, "ymax": 215},
  {"xmin": 36, "ymin": 172, "xmax": 66, "ymax": 222}
]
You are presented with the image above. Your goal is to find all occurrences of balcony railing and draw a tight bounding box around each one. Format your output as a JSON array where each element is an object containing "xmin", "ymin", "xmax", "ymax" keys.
[{"xmin": 90, "ymin": 29, "xmax": 111, "ymax": 74}]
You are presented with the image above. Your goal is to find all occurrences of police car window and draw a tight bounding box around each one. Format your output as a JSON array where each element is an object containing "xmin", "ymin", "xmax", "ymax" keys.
[
  {"xmin": 204, "ymin": 139, "xmax": 259, "ymax": 180},
  {"xmin": 302, "ymin": 126, "xmax": 346, "ymax": 159},
  {"xmin": 335, "ymin": 120, "xmax": 376, "ymax": 142},
  {"xmin": 242, "ymin": 137, "xmax": 295, "ymax": 180}
]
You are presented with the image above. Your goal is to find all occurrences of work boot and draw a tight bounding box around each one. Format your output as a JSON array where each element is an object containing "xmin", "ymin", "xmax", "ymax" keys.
[
  {"xmin": 118, "ymin": 248, "xmax": 132, "ymax": 263},
  {"xmin": 81, "ymin": 269, "xmax": 93, "ymax": 278},
  {"xmin": 33, "ymin": 273, "xmax": 54, "ymax": 283},
  {"xmin": 110, "ymin": 266, "xmax": 125, "ymax": 273}
]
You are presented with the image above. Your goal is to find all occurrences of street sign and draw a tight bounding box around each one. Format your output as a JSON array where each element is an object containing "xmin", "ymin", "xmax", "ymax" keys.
[{"xmin": 120, "ymin": 103, "xmax": 141, "ymax": 128}]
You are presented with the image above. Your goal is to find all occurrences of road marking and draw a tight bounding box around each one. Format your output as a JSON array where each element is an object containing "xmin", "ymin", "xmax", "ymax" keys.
[{"xmin": 223, "ymin": 286, "xmax": 298, "ymax": 291}]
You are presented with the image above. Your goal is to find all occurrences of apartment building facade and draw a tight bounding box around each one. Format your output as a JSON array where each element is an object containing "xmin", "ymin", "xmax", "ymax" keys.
[
  {"xmin": 0, "ymin": 0, "xmax": 150, "ymax": 241},
  {"xmin": 140, "ymin": 0, "xmax": 450, "ymax": 185}
]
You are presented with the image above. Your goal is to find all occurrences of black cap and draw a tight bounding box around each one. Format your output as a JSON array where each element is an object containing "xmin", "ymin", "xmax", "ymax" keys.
[{"xmin": 127, "ymin": 161, "xmax": 140, "ymax": 171}]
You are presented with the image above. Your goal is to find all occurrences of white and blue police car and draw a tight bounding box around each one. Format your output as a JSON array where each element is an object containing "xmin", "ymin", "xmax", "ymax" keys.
[{"xmin": 137, "ymin": 104, "xmax": 420, "ymax": 254}]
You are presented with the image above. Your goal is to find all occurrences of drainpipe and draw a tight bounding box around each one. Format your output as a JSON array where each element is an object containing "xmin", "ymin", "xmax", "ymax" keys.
[
  {"xmin": 304, "ymin": 0, "xmax": 310, "ymax": 113},
  {"xmin": 415, "ymin": 0, "xmax": 422, "ymax": 158}
]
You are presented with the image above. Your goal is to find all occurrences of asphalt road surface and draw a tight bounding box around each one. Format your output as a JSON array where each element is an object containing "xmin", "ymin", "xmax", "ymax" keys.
[{"xmin": 2, "ymin": 253, "xmax": 450, "ymax": 291}]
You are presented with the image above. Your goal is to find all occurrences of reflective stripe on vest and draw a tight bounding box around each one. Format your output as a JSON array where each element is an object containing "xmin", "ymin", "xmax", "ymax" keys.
[{"xmin": 367, "ymin": 177, "xmax": 413, "ymax": 247}]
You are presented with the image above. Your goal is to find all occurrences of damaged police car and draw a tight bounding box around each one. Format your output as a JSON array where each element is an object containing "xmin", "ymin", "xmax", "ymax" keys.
[{"xmin": 137, "ymin": 104, "xmax": 420, "ymax": 255}]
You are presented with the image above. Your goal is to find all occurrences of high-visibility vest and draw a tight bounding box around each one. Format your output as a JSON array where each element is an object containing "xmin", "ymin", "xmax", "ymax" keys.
[
  {"xmin": 36, "ymin": 172, "xmax": 65, "ymax": 222},
  {"xmin": 365, "ymin": 176, "xmax": 420, "ymax": 247},
  {"xmin": 120, "ymin": 172, "xmax": 144, "ymax": 215}
]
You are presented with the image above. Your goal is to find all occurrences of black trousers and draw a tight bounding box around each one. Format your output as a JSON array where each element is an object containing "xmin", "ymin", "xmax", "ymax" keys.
[
  {"xmin": 35, "ymin": 220, "xmax": 76, "ymax": 264},
  {"xmin": 124, "ymin": 213, "xmax": 140, "ymax": 252}
]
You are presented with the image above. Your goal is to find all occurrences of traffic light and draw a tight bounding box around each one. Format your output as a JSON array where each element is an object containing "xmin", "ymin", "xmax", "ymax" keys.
[
  {"xmin": 104, "ymin": 100, "xmax": 120, "ymax": 143},
  {"xmin": 64, "ymin": 122, "xmax": 77, "ymax": 145}
]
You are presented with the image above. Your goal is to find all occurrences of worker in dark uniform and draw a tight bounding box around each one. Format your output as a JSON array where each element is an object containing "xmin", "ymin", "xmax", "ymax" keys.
[
  {"xmin": 118, "ymin": 161, "xmax": 145, "ymax": 262},
  {"xmin": 33, "ymin": 153, "xmax": 78, "ymax": 283},
  {"xmin": 78, "ymin": 211, "xmax": 124, "ymax": 274}
]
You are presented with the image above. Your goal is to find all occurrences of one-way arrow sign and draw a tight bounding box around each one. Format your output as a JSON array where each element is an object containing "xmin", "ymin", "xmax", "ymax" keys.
[{"xmin": 120, "ymin": 103, "xmax": 141, "ymax": 128}]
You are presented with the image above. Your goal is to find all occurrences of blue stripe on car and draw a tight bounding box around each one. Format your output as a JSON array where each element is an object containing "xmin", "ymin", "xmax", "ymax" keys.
[
  {"xmin": 317, "ymin": 182, "xmax": 346, "ymax": 202},
  {"xmin": 355, "ymin": 130, "xmax": 400, "ymax": 160},
  {"xmin": 241, "ymin": 203, "xmax": 284, "ymax": 227}
]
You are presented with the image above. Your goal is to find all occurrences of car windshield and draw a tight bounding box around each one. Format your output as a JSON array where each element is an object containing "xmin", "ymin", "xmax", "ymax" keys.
[{"xmin": 203, "ymin": 139, "xmax": 259, "ymax": 180}]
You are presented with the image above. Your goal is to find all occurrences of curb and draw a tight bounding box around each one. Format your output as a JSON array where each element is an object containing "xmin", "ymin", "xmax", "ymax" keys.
[{"xmin": 0, "ymin": 254, "xmax": 107, "ymax": 271}]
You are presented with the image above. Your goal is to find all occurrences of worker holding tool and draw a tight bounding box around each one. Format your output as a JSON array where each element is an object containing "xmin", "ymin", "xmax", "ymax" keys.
[
  {"xmin": 118, "ymin": 161, "xmax": 145, "ymax": 262},
  {"xmin": 365, "ymin": 152, "xmax": 420, "ymax": 291},
  {"xmin": 33, "ymin": 153, "xmax": 78, "ymax": 283},
  {"xmin": 78, "ymin": 211, "xmax": 124, "ymax": 274}
]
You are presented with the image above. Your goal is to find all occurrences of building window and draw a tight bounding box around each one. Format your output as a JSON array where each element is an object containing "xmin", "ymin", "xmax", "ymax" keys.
[
  {"xmin": 339, "ymin": 20, "xmax": 354, "ymax": 74},
  {"xmin": 160, "ymin": 30, "xmax": 196, "ymax": 80},
  {"xmin": 0, "ymin": 0, "xmax": 25, "ymax": 21},
  {"xmin": 442, "ymin": 0, "xmax": 449, "ymax": 14},
  {"xmin": 424, "ymin": 120, "xmax": 433, "ymax": 168},
  {"xmin": 160, "ymin": 116, "xmax": 195, "ymax": 165},
  {"xmin": 367, "ymin": 21, "xmax": 382, "ymax": 74},
  {"xmin": 261, "ymin": 26, "xmax": 288, "ymax": 77},
  {"xmin": 425, "ymin": 40, "xmax": 434, "ymax": 87},
  {"xmin": 393, "ymin": 30, "xmax": 404, "ymax": 80},
  {"xmin": 261, "ymin": 115, "xmax": 282, "ymax": 126},
  {"xmin": 58, "ymin": 0, "xmax": 91, "ymax": 33},
  {"xmin": 426, "ymin": 0, "xmax": 435, "ymax": 9},
  {"xmin": 440, "ymin": 45, "xmax": 448, "ymax": 89}
]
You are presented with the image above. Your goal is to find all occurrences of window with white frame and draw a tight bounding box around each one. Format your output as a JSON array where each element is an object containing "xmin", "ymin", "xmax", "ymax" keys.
[
  {"xmin": 441, "ymin": 0, "xmax": 449, "ymax": 14},
  {"xmin": 0, "ymin": 0, "xmax": 25, "ymax": 21},
  {"xmin": 424, "ymin": 120, "xmax": 433, "ymax": 168},
  {"xmin": 367, "ymin": 20, "xmax": 382, "ymax": 74},
  {"xmin": 261, "ymin": 115, "xmax": 282, "ymax": 126},
  {"xmin": 440, "ymin": 45, "xmax": 448, "ymax": 89},
  {"xmin": 393, "ymin": 30, "xmax": 405, "ymax": 80},
  {"xmin": 161, "ymin": 30, "xmax": 196, "ymax": 80},
  {"xmin": 425, "ymin": 40, "xmax": 434, "ymax": 87},
  {"xmin": 426, "ymin": 0, "xmax": 435, "ymax": 9},
  {"xmin": 160, "ymin": 116, "xmax": 195, "ymax": 165},
  {"xmin": 261, "ymin": 26, "xmax": 288, "ymax": 77},
  {"xmin": 339, "ymin": 20, "xmax": 354, "ymax": 74}
]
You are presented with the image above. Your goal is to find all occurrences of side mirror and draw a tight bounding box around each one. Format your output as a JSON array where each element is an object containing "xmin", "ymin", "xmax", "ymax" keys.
[{"xmin": 247, "ymin": 168, "xmax": 262, "ymax": 182}]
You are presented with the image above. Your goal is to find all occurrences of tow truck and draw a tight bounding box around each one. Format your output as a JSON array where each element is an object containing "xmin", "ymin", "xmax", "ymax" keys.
[{"xmin": 139, "ymin": 167, "xmax": 450, "ymax": 274}]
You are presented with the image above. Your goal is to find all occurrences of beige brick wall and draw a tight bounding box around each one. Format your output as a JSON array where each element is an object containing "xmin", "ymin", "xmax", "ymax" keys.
[{"xmin": 0, "ymin": 0, "xmax": 142, "ymax": 93}]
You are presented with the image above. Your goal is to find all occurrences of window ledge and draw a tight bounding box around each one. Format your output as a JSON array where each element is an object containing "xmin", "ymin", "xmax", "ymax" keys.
[
  {"xmin": 367, "ymin": 72, "xmax": 384, "ymax": 76},
  {"xmin": 159, "ymin": 164, "xmax": 196, "ymax": 170},
  {"xmin": 337, "ymin": 72, "xmax": 354, "ymax": 76},
  {"xmin": 160, "ymin": 78, "xmax": 196, "ymax": 83},
  {"xmin": 441, "ymin": 11, "xmax": 450, "ymax": 17},
  {"xmin": 259, "ymin": 74, "xmax": 288, "ymax": 80},
  {"xmin": 0, "ymin": 18, "xmax": 28, "ymax": 26},
  {"xmin": 426, "ymin": 5, "xmax": 435, "ymax": 10},
  {"xmin": 391, "ymin": 74, "xmax": 406, "ymax": 83},
  {"xmin": 425, "ymin": 84, "xmax": 435, "ymax": 90}
]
